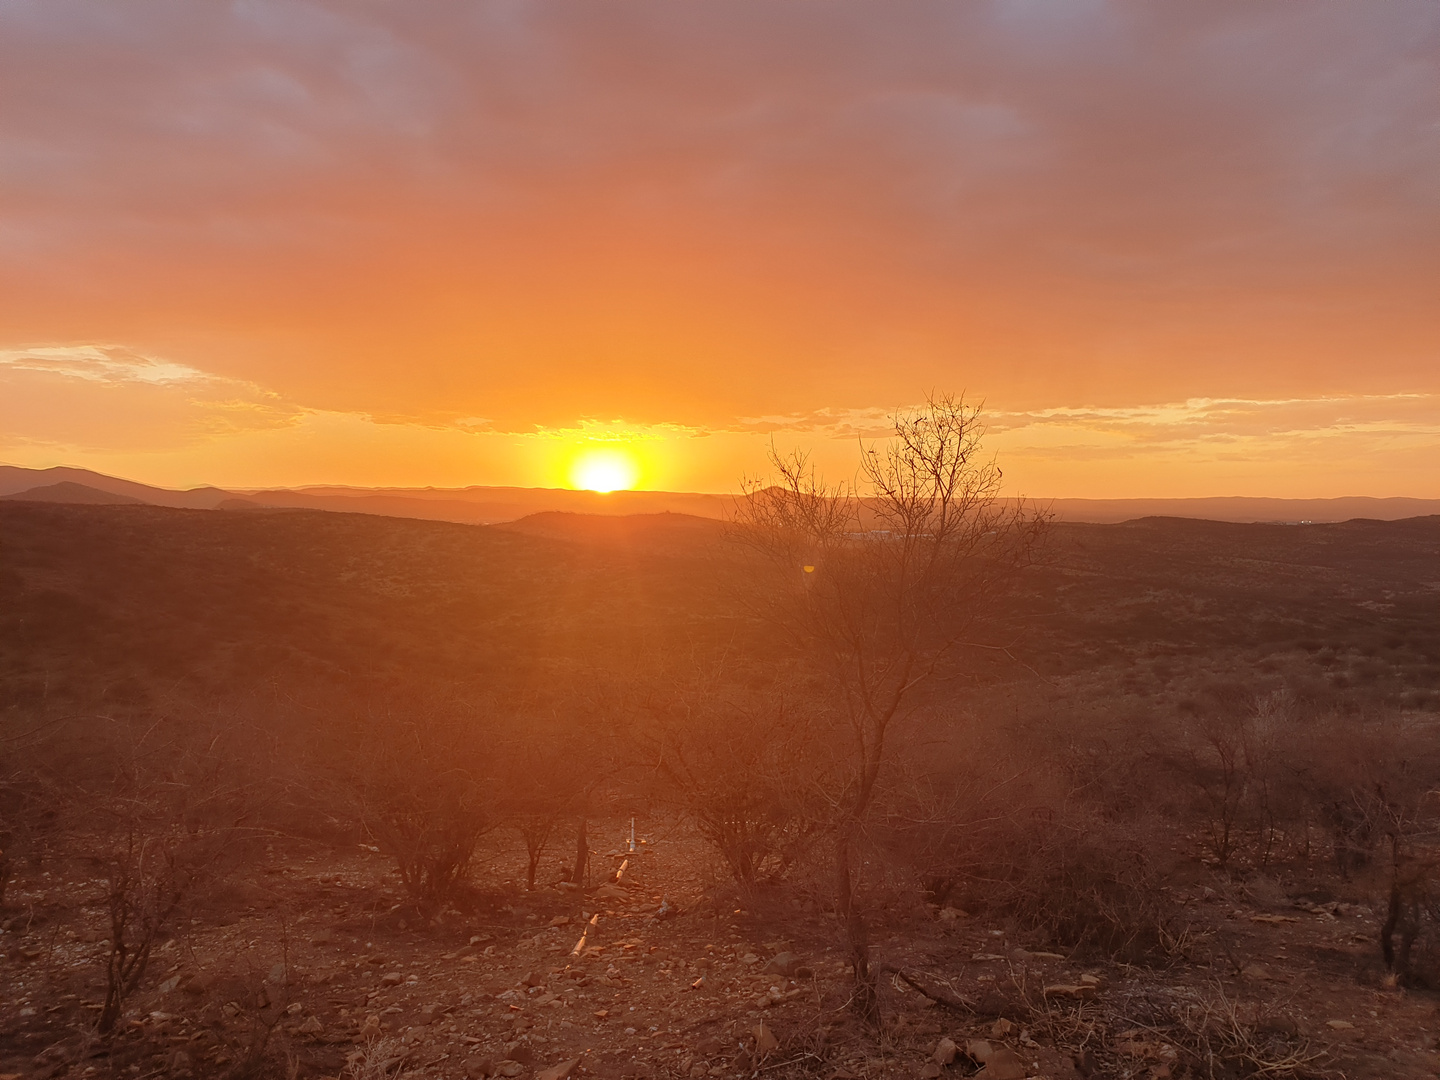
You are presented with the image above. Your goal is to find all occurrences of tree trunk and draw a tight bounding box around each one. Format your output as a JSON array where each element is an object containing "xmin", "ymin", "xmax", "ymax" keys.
[
  {"xmin": 572, "ymin": 818, "xmax": 588, "ymax": 887},
  {"xmin": 835, "ymin": 823, "xmax": 878, "ymax": 1023}
]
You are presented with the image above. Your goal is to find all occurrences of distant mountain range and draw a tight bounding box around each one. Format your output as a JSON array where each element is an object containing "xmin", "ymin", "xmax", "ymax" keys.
[{"xmin": 2, "ymin": 464, "xmax": 1437, "ymax": 525}]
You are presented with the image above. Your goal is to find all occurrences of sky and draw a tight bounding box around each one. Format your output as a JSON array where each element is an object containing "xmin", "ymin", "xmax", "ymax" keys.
[{"xmin": 1, "ymin": 1, "xmax": 1438, "ymax": 497}]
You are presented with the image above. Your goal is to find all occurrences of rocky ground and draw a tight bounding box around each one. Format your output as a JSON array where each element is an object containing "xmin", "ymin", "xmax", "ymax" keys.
[{"xmin": 1, "ymin": 818, "xmax": 1438, "ymax": 1080}]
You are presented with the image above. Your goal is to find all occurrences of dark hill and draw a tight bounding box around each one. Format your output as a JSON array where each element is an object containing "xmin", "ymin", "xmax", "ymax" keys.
[
  {"xmin": 0, "ymin": 465, "xmax": 232, "ymax": 508},
  {"xmin": 1, "ymin": 503, "xmax": 1436, "ymax": 717},
  {"xmin": 0, "ymin": 481, "xmax": 146, "ymax": 505},
  {"xmin": 0, "ymin": 503, "xmax": 746, "ymax": 712},
  {"xmin": 497, "ymin": 510, "xmax": 725, "ymax": 551}
]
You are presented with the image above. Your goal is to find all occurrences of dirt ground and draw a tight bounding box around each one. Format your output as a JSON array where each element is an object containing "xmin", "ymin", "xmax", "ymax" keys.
[{"xmin": 2, "ymin": 817, "xmax": 1437, "ymax": 1080}]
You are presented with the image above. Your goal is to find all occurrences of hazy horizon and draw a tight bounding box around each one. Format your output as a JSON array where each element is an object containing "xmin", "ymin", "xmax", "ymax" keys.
[{"xmin": 7, "ymin": 462, "xmax": 1440, "ymax": 528}]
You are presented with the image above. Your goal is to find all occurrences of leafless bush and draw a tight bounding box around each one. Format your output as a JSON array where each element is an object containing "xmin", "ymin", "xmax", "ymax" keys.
[
  {"xmin": 495, "ymin": 719, "xmax": 599, "ymax": 890},
  {"xmin": 652, "ymin": 674, "xmax": 830, "ymax": 896},
  {"xmin": 1164, "ymin": 982, "xmax": 1326, "ymax": 1078},
  {"xmin": 344, "ymin": 1035, "xmax": 409, "ymax": 1080},
  {"xmin": 877, "ymin": 726, "xmax": 1178, "ymax": 962},
  {"xmin": 990, "ymin": 814, "xmax": 1176, "ymax": 962},
  {"xmin": 195, "ymin": 948, "xmax": 298, "ymax": 1080},
  {"xmin": 338, "ymin": 704, "xmax": 496, "ymax": 922},
  {"xmin": 92, "ymin": 718, "xmax": 260, "ymax": 1035},
  {"xmin": 0, "ymin": 711, "xmax": 111, "ymax": 903}
]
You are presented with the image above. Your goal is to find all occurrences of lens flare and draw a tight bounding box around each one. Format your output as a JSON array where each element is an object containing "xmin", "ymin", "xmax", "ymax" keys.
[{"xmin": 570, "ymin": 448, "xmax": 640, "ymax": 492}]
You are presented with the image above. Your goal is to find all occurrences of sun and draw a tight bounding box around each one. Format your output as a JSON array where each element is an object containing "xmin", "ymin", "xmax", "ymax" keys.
[{"xmin": 570, "ymin": 447, "xmax": 640, "ymax": 492}]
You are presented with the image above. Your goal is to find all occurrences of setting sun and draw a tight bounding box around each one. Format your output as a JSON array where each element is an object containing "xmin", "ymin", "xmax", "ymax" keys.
[{"xmin": 570, "ymin": 448, "xmax": 640, "ymax": 492}]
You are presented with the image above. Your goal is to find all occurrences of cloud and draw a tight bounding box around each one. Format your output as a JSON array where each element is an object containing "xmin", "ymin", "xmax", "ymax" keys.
[
  {"xmin": 987, "ymin": 394, "xmax": 1440, "ymax": 445},
  {"xmin": 523, "ymin": 419, "xmax": 707, "ymax": 443},
  {"xmin": 0, "ymin": 344, "xmax": 302, "ymax": 451},
  {"xmin": 1, "ymin": 344, "xmax": 231, "ymax": 386},
  {"xmin": 984, "ymin": 393, "xmax": 1440, "ymax": 496},
  {"xmin": 1, "ymin": 1, "xmax": 1437, "ymax": 435}
]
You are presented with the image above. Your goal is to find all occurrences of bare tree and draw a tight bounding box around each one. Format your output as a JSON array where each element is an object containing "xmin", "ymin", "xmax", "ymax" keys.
[{"xmin": 733, "ymin": 393, "xmax": 1047, "ymax": 1019}]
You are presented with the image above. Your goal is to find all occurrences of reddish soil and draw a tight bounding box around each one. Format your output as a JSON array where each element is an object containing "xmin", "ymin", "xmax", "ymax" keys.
[{"xmin": 2, "ymin": 817, "xmax": 1437, "ymax": 1080}]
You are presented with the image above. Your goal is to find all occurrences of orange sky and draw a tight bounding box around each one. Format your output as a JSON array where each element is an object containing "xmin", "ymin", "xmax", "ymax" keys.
[{"xmin": 2, "ymin": 2, "xmax": 1437, "ymax": 497}]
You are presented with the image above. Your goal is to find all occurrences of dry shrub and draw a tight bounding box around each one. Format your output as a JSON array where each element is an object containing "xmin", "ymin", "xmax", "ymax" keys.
[
  {"xmin": 1163, "ymin": 982, "xmax": 1325, "ymax": 1078},
  {"xmin": 38, "ymin": 712, "xmax": 266, "ymax": 1036},
  {"xmin": 656, "ymin": 681, "xmax": 830, "ymax": 896},
  {"xmin": 974, "ymin": 812, "xmax": 1175, "ymax": 962},
  {"xmin": 878, "ymin": 726, "xmax": 1176, "ymax": 963},
  {"xmin": 334, "ymin": 703, "xmax": 496, "ymax": 922}
]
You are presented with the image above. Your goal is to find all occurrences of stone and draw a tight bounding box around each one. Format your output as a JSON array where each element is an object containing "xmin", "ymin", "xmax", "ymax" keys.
[
  {"xmin": 696, "ymin": 1037, "xmax": 723, "ymax": 1057},
  {"xmin": 933, "ymin": 1037, "xmax": 959, "ymax": 1065},
  {"xmin": 733, "ymin": 1050, "xmax": 754, "ymax": 1072},
  {"xmin": 505, "ymin": 1043, "xmax": 535, "ymax": 1066},
  {"xmin": 1042, "ymin": 984, "xmax": 1095, "ymax": 999},
  {"xmin": 1258, "ymin": 1014, "xmax": 1299, "ymax": 1036},
  {"xmin": 976, "ymin": 1048, "xmax": 1026, "ymax": 1080},
  {"xmin": 919, "ymin": 1063, "xmax": 942, "ymax": 1078},
  {"xmin": 753, "ymin": 1023, "xmax": 779, "ymax": 1054},
  {"xmin": 1325, "ymin": 1019, "xmax": 1355, "ymax": 1030},
  {"xmin": 763, "ymin": 952, "xmax": 802, "ymax": 976},
  {"xmin": 537, "ymin": 1058, "xmax": 582, "ymax": 1080},
  {"xmin": 966, "ymin": 1040, "xmax": 994, "ymax": 1064},
  {"xmin": 523, "ymin": 971, "xmax": 547, "ymax": 988},
  {"xmin": 380, "ymin": 972, "xmax": 404, "ymax": 986},
  {"xmin": 298, "ymin": 1016, "xmax": 323, "ymax": 1035},
  {"xmin": 464, "ymin": 1057, "xmax": 496, "ymax": 1079},
  {"xmin": 497, "ymin": 1063, "xmax": 525, "ymax": 1078},
  {"xmin": 1078, "ymin": 973, "xmax": 1106, "ymax": 990},
  {"xmin": 990, "ymin": 1019, "xmax": 1014, "ymax": 1039},
  {"xmin": 1241, "ymin": 964, "xmax": 1275, "ymax": 981},
  {"xmin": 170, "ymin": 1050, "xmax": 193, "ymax": 1074}
]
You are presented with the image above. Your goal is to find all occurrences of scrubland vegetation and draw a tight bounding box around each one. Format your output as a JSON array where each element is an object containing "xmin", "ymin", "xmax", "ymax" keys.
[{"xmin": 3, "ymin": 427, "xmax": 1440, "ymax": 1078}]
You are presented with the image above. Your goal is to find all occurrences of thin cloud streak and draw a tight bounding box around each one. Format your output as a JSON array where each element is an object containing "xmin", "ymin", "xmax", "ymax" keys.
[{"xmin": 2, "ymin": 346, "xmax": 1435, "ymax": 497}]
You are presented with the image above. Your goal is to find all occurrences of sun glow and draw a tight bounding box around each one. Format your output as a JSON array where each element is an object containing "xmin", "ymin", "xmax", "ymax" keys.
[{"xmin": 570, "ymin": 447, "xmax": 641, "ymax": 492}]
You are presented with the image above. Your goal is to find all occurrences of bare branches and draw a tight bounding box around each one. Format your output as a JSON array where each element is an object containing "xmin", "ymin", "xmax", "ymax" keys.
[
  {"xmin": 731, "ymin": 393, "xmax": 1049, "ymax": 1021},
  {"xmin": 340, "ymin": 705, "xmax": 496, "ymax": 923}
]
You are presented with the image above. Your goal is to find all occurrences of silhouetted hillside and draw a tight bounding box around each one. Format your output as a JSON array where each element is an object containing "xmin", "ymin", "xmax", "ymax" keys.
[
  {"xmin": 0, "ymin": 503, "xmax": 745, "ymax": 712},
  {"xmin": 0, "ymin": 481, "xmax": 145, "ymax": 505},
  {"xmin": 3, "ymin": 504, "xmax": 1438, "ymax": 721}
]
